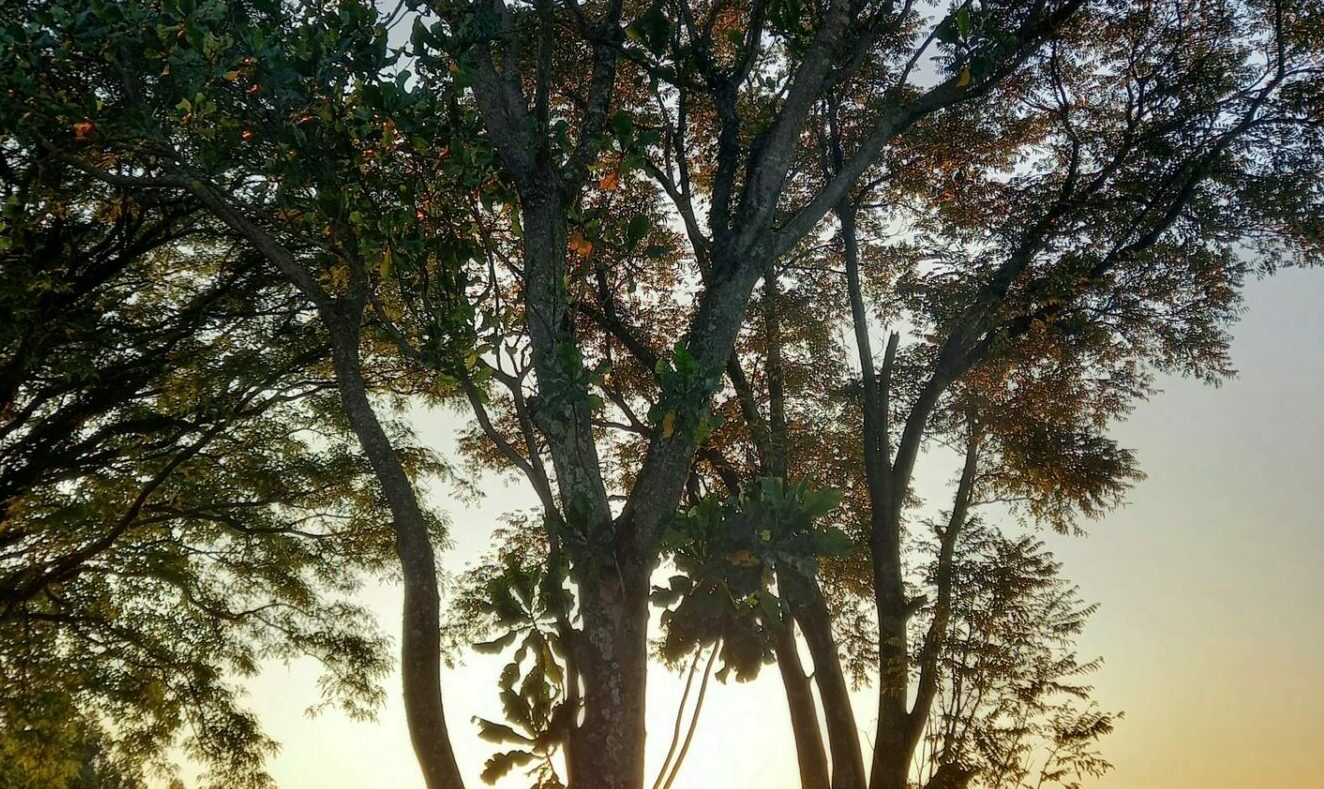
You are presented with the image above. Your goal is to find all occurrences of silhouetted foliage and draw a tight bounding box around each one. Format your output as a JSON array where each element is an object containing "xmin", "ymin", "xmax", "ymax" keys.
[{"xmin": 3, "ymin": 0, "xmax": 1320, "ymax": 787}]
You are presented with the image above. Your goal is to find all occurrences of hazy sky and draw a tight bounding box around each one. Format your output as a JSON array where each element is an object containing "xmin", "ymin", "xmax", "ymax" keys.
[{"xmin": 205, "ymin": 267, "xmax": 1323, "ymax": 789}]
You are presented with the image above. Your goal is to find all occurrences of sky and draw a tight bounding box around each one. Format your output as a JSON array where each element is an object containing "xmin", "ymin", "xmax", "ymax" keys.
[{"xmin": 199, "ymin": 267, "xmax": 1324, "ymax": 789}]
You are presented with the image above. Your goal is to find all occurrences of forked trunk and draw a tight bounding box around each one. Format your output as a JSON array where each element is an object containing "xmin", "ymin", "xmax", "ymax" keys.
[
  {"xmin": 772, "ymin": 615, "xmax": 831, "ymax": 789},
  {"xmin": 796, "ymin": 590, "xmax": 868, "ymax": 789}
]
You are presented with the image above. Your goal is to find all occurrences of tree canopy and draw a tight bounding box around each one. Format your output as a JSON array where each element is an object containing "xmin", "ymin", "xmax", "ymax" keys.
[{"xmin": 1, "ymin": 0, "xmax": 1319, "ymax": 787}]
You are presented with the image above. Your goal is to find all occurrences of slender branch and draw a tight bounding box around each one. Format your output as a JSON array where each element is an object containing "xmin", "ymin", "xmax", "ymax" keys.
[
  {"xmin": 909, "ymin": 427, "xmax": 980, "ymax": 748},
  {"xmin": 659, "ymin": 639, "xmax": 721, "ymax": 789},
  {"xmin": 650, "ymin": 645, "xmax": 705, "ymax": 789}
]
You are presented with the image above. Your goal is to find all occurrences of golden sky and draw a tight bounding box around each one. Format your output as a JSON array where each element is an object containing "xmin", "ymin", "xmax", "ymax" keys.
[{"xmin": 188, "ymin": 269, "xmax": 1323, "ymax": 789}]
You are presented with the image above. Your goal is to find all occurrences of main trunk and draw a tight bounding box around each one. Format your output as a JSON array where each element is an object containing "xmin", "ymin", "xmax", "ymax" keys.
[
  {"xmin": 323, "ymin": 311, "xmax": 464, "ymax": 789},
  {"xmin": 570, "ymin": 570, "xmax": 651, "ymax": 789},
  {"xmin": 868, "ymin": 502, "xmax": 913, "ymax": 789},
  {"xmin": 520, "ymin": 193, "xmax": 651, "ymax": 788}
]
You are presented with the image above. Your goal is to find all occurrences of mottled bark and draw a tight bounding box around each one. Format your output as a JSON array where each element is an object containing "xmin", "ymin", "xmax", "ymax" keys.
[
  {"xmin": 522, "ymin": 193, "xmax": 650, "ymax": 788},
  {"xmin": 571, "ymin": 573, "xmax": 651, "ymax": 789}
]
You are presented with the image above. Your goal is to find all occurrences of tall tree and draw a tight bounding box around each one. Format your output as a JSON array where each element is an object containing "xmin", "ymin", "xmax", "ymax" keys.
[
  {"xmin": 5, "ymin": 0, "xmax": 1320, "ymax": 788},
  {"xmin": 1, "ymin": 2, "xmax": 471, "ymax": 785},
  {"xmin": 0, "ymin": 142, "xmax": 440, "ymax": 786},
  {"xmin": 407, "ymin": 1, "xmax": 1089, "ymax": 784},
  {"xmin": 438, "ymin": 0, "xmax": 1318, "ymax": 787},
  {"xmin": 631, "ymin": 1, "xmax": 1321, "ymax": 787}
]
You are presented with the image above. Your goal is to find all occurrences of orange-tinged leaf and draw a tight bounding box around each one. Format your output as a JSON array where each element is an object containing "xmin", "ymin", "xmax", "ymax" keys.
[
  {"xmin": 72, "ymin": 120, "xmax": 94, "ymax": 139},
  {"xmin": 599, "ymin": 171, "xmax": 620, "ymax": 191},
  {"xmin": 727, "ymin": 550, "xmax": 759, "ymax": 568},
  {"xmin": 568, "ymin": 230, "xmax": 594, "ymax": 257}
]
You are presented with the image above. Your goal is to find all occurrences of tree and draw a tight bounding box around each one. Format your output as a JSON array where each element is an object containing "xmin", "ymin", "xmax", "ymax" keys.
[
  {"xmin": 1, "ymin": 711, "xmax": 149, "ymax": 789},
  {"xmin": 2, "ymin": 2, "xmax": 476, "ymax": 785},
  {"xmin": 814, "ymin": 2, "xmax": 1317, "ymax": 786},
  {"xmin": 404, "ymin": 0, "xmax": 1093, "ymax": 784},
  {"xmin": 613, "ymin": 1, "xmax": 1319, "ymax": 788},
  {"xmin": 426, "ymin": 0, "xmax": 1318, "ymax": 787},
  {"xmin": 911, "ymin": 523, "xmax": 1119, "ymax": 789},
  {"xmin": 5, "ymin": 0, "xmax": 1320, "ymax": 788},
  {"xmin": 0, "ymin": 140, "xmax": 439, "ymax": 785}
]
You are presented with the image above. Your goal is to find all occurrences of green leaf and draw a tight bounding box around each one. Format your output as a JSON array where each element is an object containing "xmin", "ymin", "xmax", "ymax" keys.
[
  {"xmin": 934, "ymin": 16, "xmax": 961, "ymax": 44},
  {"xmin": 625, "ymin": 214, "xmax": 649, "ymax": 250},
  {"xmin": 611, "ymin": 111, "xmax": 633, "ymax": 143},
  {"xmin": 474, "ymin": 718, "xmax": 534, "ymax": 746},
  {"xmin": 629, "ymin": 6, "xmax": 672, "ymax": 56},
  {"xmin": 955, "ymin": 7, "xmax": 973, "ymax": 38},
  {"xmin": 799, "ymin": 487, "xmax": 843, "ymax": 519},
  {"xmin": 811, "ymin": 527, "xmax": 854, "ymax": 557}
]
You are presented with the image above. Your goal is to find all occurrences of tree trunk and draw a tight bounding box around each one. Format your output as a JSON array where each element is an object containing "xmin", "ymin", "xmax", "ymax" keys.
[
  {"xmin": 826, "ymin": 153, "xmax": 915, "ymax": 789},
  {"xmin": 322, "ymin": 309, "xmax": 465, "ymax": 789},
  {"xmin": 772, "ymin": 616, "xmax": 831, "ymax": 789},
  {"xmin": 795, "ymin": 588, "xmax": 868, "ymax": 789},
  {"xmin": 571, "ymin": 570, "xmax": 651, "ymax": 789},
  {"xmin": 869, "ymin": 699, "xmax": 911, "ymax": 789},
  {"xmin": 519, "ymin": 192, "xmax": 650, "ymax": 788},
  {"xmin": 765, "ymin": 263, "xmax": 835, "ymax": 789},
  {"xmin": 868, "ymin": 501, "xmax": 912, "ymax": 789}
]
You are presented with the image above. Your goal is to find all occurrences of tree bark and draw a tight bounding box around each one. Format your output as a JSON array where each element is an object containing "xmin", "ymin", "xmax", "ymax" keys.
[
  {"xmin": 795, "ymin": 588, "xmax": 868, "ymax": 789},
  {"xmin": 772, "ymin": 609, "xmax": 832, "ymax": 789},
  {"xmin": 323, "ymin": 310, "xmax": 465, "ymax": 789},
  {"xmin": 570, "ymin": 570, "xmax": 651, "ymax": 789},
  {"xmin": 867, "ymin": 498, "xmax": 913, "ymax": 789},
  {"xmin": 519, "ymin": 192, "xmax": 650, "ymax": 789}
]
